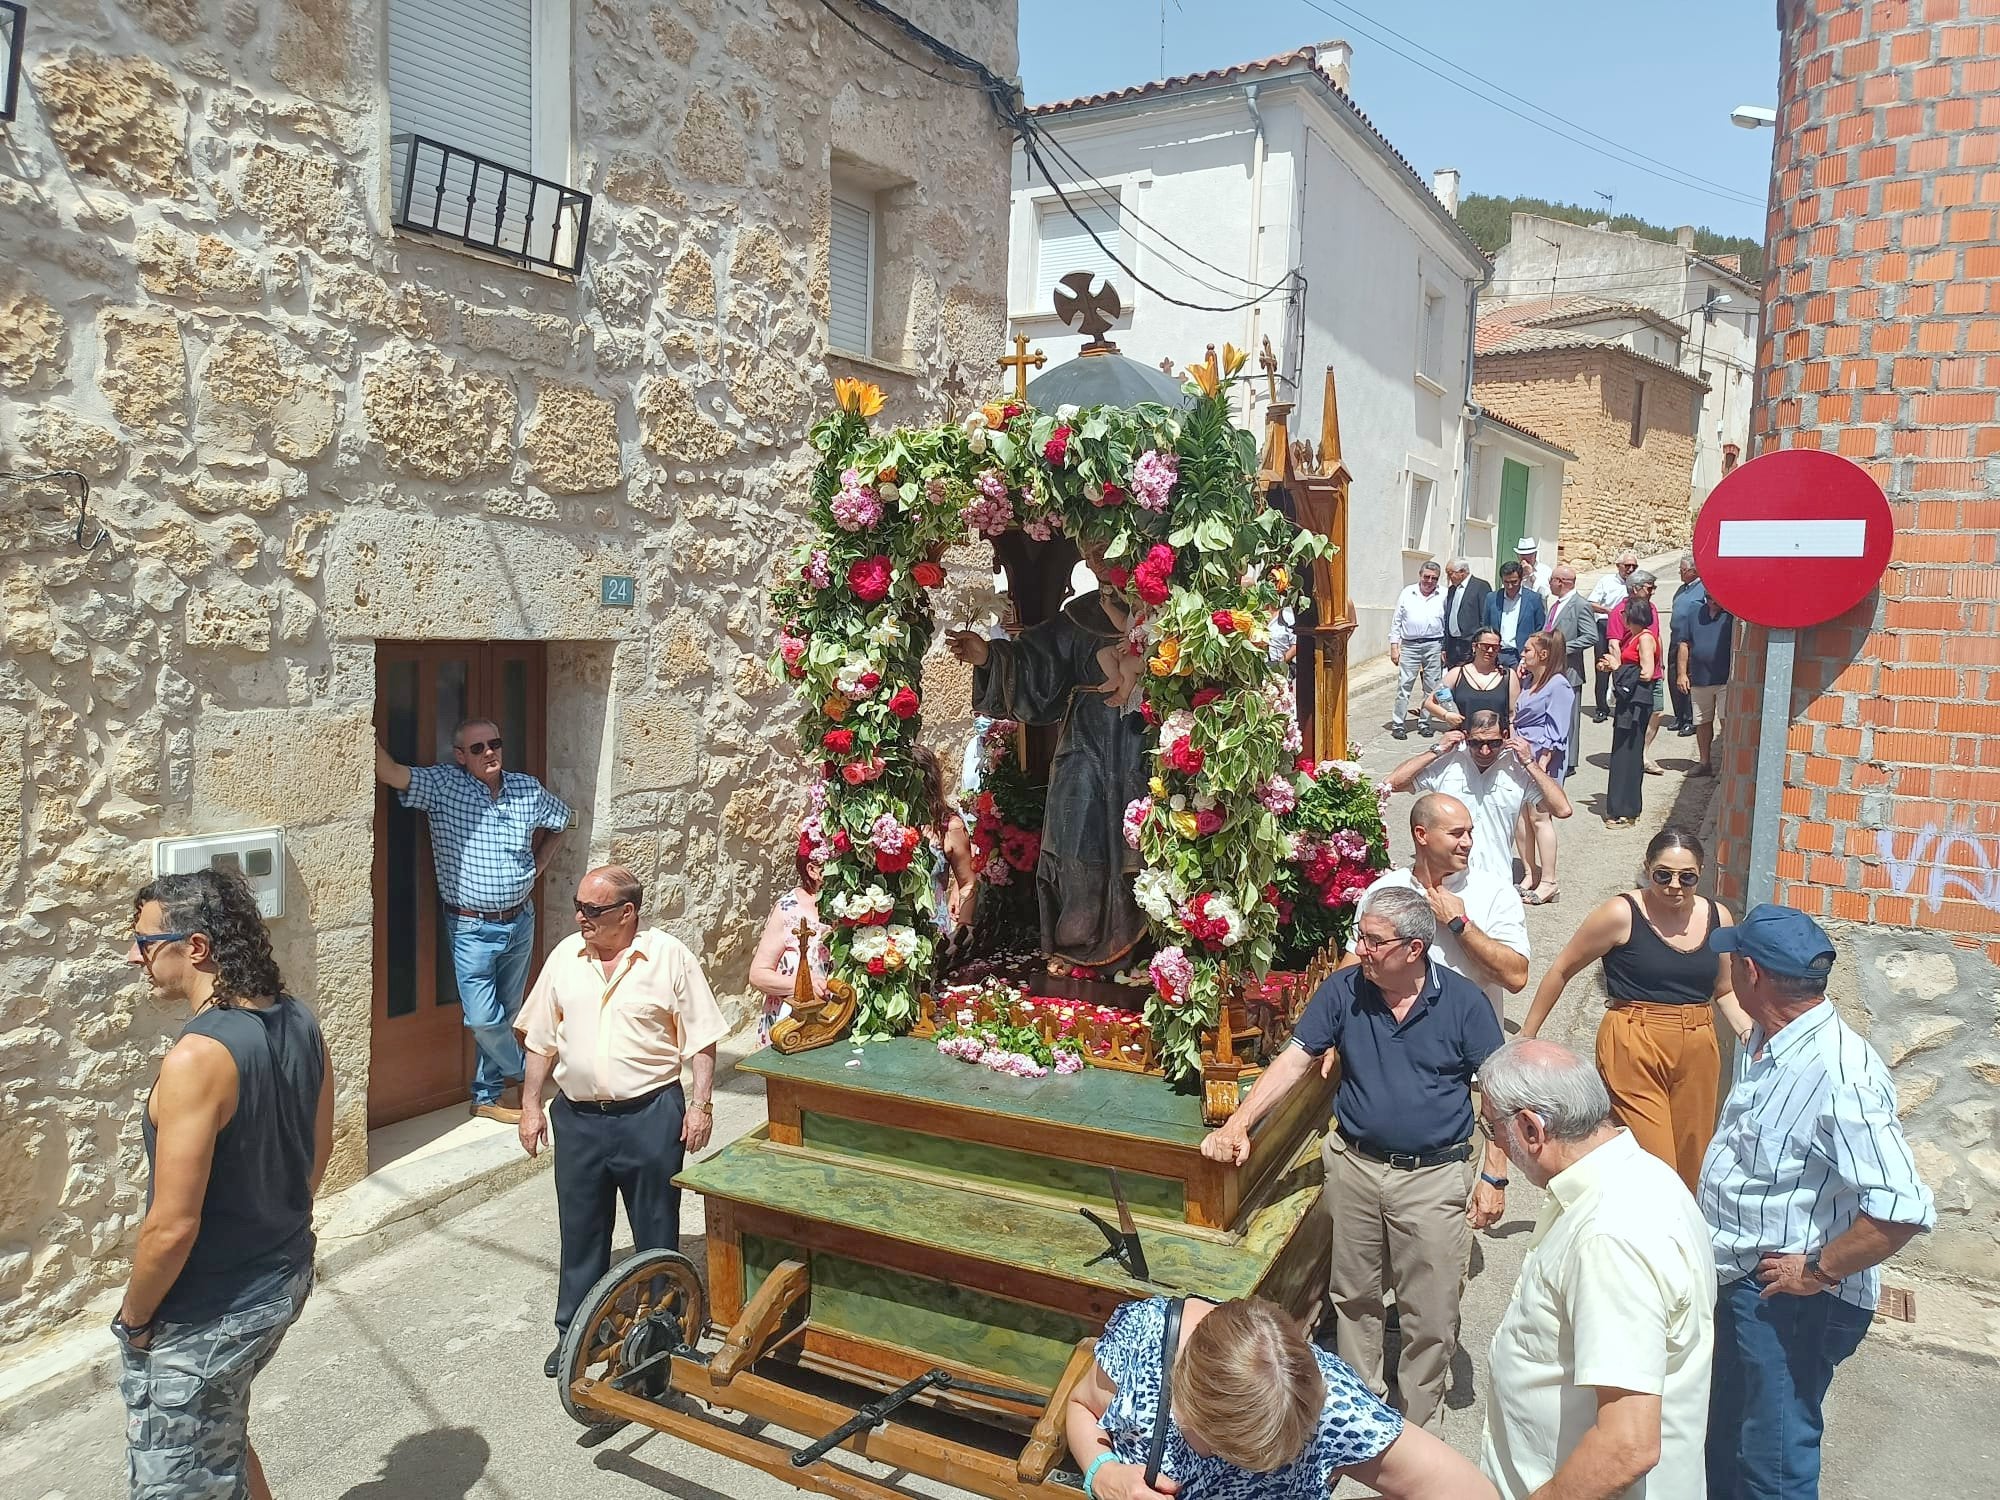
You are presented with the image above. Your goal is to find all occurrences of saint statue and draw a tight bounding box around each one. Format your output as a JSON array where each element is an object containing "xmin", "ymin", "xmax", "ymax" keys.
[{"xmin": 949, "ymin": 551, "xmax": 1148, "ymax": 974}]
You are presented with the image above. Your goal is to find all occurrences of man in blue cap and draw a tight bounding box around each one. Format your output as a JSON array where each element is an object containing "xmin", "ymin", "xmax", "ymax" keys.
[{"xmin": 1697, "ymin": 904, "xmax": 1936, "ymax": 1500}]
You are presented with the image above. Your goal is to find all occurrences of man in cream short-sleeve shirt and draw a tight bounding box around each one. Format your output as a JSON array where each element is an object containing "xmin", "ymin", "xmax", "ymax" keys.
[
  {"xmin": 517, "ymin": 864, "xmax": 727, "ymax": 1379},
  {"xmin": 1478, "ymin": 1040, "xmax": 1715, "ymax": 1499}
]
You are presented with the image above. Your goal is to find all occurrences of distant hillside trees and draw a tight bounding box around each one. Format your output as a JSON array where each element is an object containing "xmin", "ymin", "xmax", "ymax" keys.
[{"xmin": 1459, "ymin": 193, "xmax": 1764, "ymax": 281}]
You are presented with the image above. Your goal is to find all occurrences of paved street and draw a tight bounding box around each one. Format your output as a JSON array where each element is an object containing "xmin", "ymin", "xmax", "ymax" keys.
[{"xmin": 3, "ymin": 651, "xmax": 1992, "ymax": 1499}]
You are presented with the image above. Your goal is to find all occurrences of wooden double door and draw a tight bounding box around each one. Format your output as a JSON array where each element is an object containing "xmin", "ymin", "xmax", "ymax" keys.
[{"xmin": 369, "ymin": 641, "xmax": 550, "ymax": 1128}]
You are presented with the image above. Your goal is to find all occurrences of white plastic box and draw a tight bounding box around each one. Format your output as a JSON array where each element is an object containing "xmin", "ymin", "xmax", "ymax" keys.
[{"xmin": 151, "ymin": 827, "xmax": 287, "ymax": 920}]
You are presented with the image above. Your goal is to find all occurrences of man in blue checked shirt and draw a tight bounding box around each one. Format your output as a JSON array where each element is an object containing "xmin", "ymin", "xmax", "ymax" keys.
[
  {"xmin": 377, "ymin": 719, "xmax": 571, "ymax": 1124},
  {"xmin": 1697, "ymin": 904, "xmax": 1935, "ymax": 1500}
]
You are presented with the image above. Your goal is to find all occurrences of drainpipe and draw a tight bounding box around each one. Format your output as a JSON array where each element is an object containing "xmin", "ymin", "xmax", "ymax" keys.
[
  {"xmin": 1243, "ymin": 83, "xmax": 1268, "ymax": 422},
  {"xmin": 1453, "ymin": 259, "xmax": 1492, "ymax": 558}
]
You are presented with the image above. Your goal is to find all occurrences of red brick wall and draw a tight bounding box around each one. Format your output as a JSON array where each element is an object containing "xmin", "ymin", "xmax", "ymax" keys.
[
  {"xmin": 1473, "ymin": 347, "xmax": 1701, "ymax": 566},
  {"xmin": 1714, "ymin": 0, "xmax": 2000, "ymax": 962}
]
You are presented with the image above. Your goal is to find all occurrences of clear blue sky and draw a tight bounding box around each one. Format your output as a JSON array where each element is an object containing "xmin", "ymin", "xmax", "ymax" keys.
[{"xmin": 1018, "ymin": 0, "xmax": 1779, "ymax": 241}]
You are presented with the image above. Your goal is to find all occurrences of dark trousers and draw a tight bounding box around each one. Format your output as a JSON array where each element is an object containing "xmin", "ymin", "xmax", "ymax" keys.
[
  {"xmin": 1608, "ymin": 713, "xmax": 1647, "ymax": 819},
  {"xmin": 552, "ymin": 1084, "xmax": 685, "ymax": 1332},
  {"xmin": 1667, "ymin": 647, "xmax": 1693, "ymax": 728},
  {"xmin": 1593, "ymin": 622, "xmax": 1615, "ymax": 712},
  {"xmin": 1707, "ymin": 1277, "xmax": 1872, "ymax": 1500}
]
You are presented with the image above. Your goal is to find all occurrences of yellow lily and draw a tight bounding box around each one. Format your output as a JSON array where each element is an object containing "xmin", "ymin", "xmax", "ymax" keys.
[
  {"xmin": 1189, "ymin": 354, "xmax": 1220, "ymax": 399},
  {"xmin": 1221, "ymin": 342, "xmax": 1249, "ymax": 377},
  {"xmin": 834, "ymin": 377, "xmax": 885, "ymax": 417},
  {"xmin": 1272, "ymin": 565, "xmax": 1290, "ymax": 591}
]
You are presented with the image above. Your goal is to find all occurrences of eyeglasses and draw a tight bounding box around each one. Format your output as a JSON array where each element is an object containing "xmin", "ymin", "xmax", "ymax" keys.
[
  {"xmin": 131, "ymin": 930, "xmax": 193, "ymax": 952},
  {"xmin": 574, "ymin": 898, "xmax": 633, "ymax": 919},
  {"xmin": 1352, "ymin": 931, "xmax": 1413, "ymax": 954},
  {"xmin": 1474, "ymin": 640, "xmax": 1500, "ymax": 651},
  {"xmin": 459, "ymin": 737, "xmax": 503, "ymax": 756},
  {"xmin": 1650, "ymin": 868, "xmax": 1701, "ymax": 888}
]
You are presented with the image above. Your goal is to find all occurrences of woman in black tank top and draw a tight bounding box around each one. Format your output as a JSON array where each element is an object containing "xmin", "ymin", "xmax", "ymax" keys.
[
  {"xmin": 1423, "ymin": 628, "xmax": 1516, "ymax": 731},
  {"xmin": 1518, "ymin": 828, "xmax": 1754, "ymax": 1191}
]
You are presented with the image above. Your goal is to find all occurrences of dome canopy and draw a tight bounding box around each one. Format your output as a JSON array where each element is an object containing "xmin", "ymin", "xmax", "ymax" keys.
[{"xmin": 1024, "ymin": 351, "xmax": 1189, "ymax": 412}]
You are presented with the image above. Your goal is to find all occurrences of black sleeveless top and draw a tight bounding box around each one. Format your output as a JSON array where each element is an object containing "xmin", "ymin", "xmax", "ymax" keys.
[
  {"xmin": 144, "ymin": 995, "xmax": 324, "ymax": 1322},
  {"xmin": 1450, "ymin": 667, "xmax": 1511, "ymax": 731},
  {"xmin": 1601, "ymin": 895, "xmax": 1721, "ymax": 1007}
]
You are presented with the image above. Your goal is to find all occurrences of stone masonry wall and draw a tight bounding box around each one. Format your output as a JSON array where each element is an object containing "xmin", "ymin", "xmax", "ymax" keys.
[
  {"xmin": 1711, "ymin": 0, "xmax": 2000, "ymax": 1287},
  {"xmin": 1474, "ymin": 347, "xmax": 1702, "ymax": 566},
  {"xmin": 0, "ymin": 0, "xmax": 1017, "ymax": 1346}
]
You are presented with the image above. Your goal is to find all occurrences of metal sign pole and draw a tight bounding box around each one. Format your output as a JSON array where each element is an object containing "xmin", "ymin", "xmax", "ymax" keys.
[{"xmin": 1744, "ymin": 627, "xmax": 1796, "ymax": 910}]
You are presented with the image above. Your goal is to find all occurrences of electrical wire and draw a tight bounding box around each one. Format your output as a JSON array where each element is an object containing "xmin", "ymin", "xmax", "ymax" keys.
[
  {"xmin": 1293, "ymin": 0, "xmax": 1767, "ymax": 211},
  {"xmin": 813, "ymin": 0, "xmax": 992, "ymax": 88}
]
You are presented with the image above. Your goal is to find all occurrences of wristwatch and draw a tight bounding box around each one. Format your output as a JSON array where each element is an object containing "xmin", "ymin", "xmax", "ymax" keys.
[
  {"xmin": 1480, "ymin": 1172, "xmax": 1509, "ymax": 1189},
  {"xmin": 1803, "ymin": 1254, "xmax": 1837, "ymax": 1288},
  {"xmin": 111, "ymin": 1313, "xmax": 154, "ymax": 1342},
  {"xmin": 1447, "ymin": 915, "xmax": 1468, "ymax": 936},
  {"xmin": 686, "ymin": 1099, "xmax": 712, "ymax": 1115}
]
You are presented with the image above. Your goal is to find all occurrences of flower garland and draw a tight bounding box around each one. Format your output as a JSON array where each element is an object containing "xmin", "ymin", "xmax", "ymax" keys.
[
  {"xmin": 776, "ymin": 356, "xmax": 1333, "ymax": 1074},
  {"xmin": 1269, "ymin": 760, "xmax": 1394, "ymax": 969}
]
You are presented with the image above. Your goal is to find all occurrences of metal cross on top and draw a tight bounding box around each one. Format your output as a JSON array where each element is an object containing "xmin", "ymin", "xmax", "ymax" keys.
[
  {"xmin": 998, "ymin": 333, "xmax": 1046, "ymax": 400},
  {"xmin": 1054, "ymin": 271, "xmax": 1122, "ymax": 354}
]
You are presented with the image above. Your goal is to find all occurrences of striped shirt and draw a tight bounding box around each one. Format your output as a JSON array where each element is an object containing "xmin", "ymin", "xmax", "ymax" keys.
[
  {"xmin": 400, "ymin": 764, "xmax": 571, "ymax": 910},
  {"xmin": 1696, "ymin": 1000, "xmax": 1935, "ymax": 1311}
]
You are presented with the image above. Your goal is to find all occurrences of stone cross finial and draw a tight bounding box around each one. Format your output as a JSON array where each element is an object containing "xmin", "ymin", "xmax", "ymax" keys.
[{"xmin": 1260, "ymin": 334, "xmax": 1279, "ymax": 405}]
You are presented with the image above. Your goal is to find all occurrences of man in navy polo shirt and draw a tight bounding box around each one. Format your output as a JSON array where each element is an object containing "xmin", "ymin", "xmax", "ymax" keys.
[
  {"xmin": 1676, "ymin": 587, "xmax": 1734, "ymax": 778},
  {"xmin": 1201, "ymin": 885, "xmax": 1508, "ymax": 1428},
  {"xmin": 377, "ymin": 718, "xmax": 570, "ymax": 1124}
]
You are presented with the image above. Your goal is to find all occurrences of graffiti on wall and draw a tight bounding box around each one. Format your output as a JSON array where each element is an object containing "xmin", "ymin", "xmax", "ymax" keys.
[{"xmin": 1875, "ymin": 825, "xmax": 2000, "ymax": 914}]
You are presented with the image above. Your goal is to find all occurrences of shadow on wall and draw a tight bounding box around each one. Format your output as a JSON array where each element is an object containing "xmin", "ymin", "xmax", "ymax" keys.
[{"xmin": 544, "ymin": 640, "xmax": 619, "ymax": 945}]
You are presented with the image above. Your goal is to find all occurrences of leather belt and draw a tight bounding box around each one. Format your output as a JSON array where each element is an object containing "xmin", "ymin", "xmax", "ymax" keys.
[
  {"xmin": 559, "ymin": 1082, "xmax": 679, "ymax": 1116},
  {"xmin": 1348, "ymin": 1137, "xmax": 1473, "ymax": 1171},
  {"xmin": 1401, "ymin": 636, "xmax": 1443, "ymax": 644},
  {"xmin": 446, "ymin": 902, "xmax": 528, "ymax": 923}
]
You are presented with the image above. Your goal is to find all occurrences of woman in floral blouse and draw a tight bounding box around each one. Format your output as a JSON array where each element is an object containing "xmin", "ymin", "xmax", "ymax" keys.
[
  {"xmin": 745, "ymin": 852, "xmax": 828, "ymax": 1047},
  {"xmin": 1065, "ymin": 1296, "xmax": 1494, "ymax": 1500}
]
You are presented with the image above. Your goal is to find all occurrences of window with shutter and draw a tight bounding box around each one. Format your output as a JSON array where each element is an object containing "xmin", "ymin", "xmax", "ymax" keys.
[
  {"xmin": 829, "ymin": 192, "xmax": 875, "ymax": 356},
  {"xmin": 1035, "ymin": 197, "xmax": 1122, "ymax": 312},
  {"xmin": 389, "ymin": 0, "xmax": 539, "ymax": 256}
]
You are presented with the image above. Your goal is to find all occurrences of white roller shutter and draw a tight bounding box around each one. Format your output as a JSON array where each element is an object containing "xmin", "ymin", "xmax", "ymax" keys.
[
  {"xmin": 829, "ymin": 193, "xmax": 874, "ymax": 355},
  {"xmin": 389, "ymin": 0, "xmax": 536, "ymax": 253},
  {"xmin": 1036, "ymin": 197, "xmax": 1122, "ymax": 311}
]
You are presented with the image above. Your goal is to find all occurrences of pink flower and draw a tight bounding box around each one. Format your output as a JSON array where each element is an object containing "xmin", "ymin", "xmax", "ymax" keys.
[
  {"xmin": 1123, "ymin": 796, "xmax": 1152, "ymax": 849},
  {"xmin": 831, "ymin": 468, "xmax": 884, "ymax": 531},
  {"xmin": 964, "ymin": 470, "xmax": 1014, "ymax": 536},
  {"xmin": 1258, "ymin": 776, "xmax": 1299, "ymax": 815},
  {"xmin": 1149, "ymin": 946, "xmax": 1194, "ymax": 1004},
  {"xmin": 805, "ymin": 550, "xmax": 832, "ymax": 589},
  {"xmin": 1211, "ymin": 609, "xmax": 1236, "ymax": 634},
  {"xmin": 1194, "ymin": 807, "xmax": 1225, "ymax": 837},
  {"xmin": 847, "ymin": 555, "xmax": 892, "ymax": 602},
  {"xmin": 1130, "ymin": 449, "xmax": 1178, "ymax": 512}
]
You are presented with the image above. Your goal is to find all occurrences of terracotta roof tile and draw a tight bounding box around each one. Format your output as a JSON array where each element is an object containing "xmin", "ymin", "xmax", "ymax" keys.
[
  {"xmin": 1477, "ymin": 407, "xmax": 1577, "ymax": 459},
  {"xmin": 1479, "ymin": 295, "xmax": 1686, "ymax": 338},
  {"xmin": 1474, "ymin": 318, "xmax": 1709, "ymax": 387}
]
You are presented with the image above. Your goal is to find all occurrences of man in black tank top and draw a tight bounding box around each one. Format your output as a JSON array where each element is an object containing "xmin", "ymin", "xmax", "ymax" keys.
[{"xmin": 116, "ymin": 869, "xmax": 333, "ymax": 1500}]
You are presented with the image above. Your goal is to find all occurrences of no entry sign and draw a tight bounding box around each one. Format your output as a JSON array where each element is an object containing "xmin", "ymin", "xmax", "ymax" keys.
[{"xmin": 1692, "ymin": 449, "xmax": 1894, "ymax": 629}]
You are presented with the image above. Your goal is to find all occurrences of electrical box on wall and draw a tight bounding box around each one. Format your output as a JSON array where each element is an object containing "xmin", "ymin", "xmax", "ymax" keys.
[{"xmin": 152, "ymin": 828, "xmax": 287, "ymax": 920}]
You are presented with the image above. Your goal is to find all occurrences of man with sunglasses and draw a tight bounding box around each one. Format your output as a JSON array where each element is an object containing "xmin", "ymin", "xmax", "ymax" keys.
[
  {"xmin": 118, "ymin": 869, "xmax": 333, "ymax": 1500},
  {"xmin": 1383, "ymin": 711, "xmax": 1573, "ymax": 888},
  {"xmin": 376, "ymin": 718, "xmax": 571, "ymax": 1124},
  {"xmin": 517, "ymin": 865, "xmax": 727, "ymax": 1380}
]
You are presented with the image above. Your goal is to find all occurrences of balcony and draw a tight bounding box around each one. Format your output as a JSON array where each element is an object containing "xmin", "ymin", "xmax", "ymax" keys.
[{"xmin": 390, "ymin": 133, "xmax": 592, "ymax": 278}]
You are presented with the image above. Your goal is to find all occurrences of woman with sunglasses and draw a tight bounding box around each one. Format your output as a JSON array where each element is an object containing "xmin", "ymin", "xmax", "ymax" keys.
[
  {"xmin": 1422, "ymin": 628, "xmax": 1515, "ymax": 732},
  {"xmin": 1517, "ymin": 828, "xmax": 1752, "ymax": 1190}
]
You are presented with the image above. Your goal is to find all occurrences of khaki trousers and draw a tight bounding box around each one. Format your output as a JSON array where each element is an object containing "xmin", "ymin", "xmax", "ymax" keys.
[
  {"xmin": 1595, "ymin": 1001, "xmax": 1720, "ymax": 1193},
  {"xmin": 1321, "ymin": 1134, "xmax": 1474, "ymax": 1430}
]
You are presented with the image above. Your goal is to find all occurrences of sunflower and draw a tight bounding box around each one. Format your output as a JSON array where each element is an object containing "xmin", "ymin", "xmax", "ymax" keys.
[{"xmin": 834, "ymin": 377, "xmax": 885, "ymax": 417}]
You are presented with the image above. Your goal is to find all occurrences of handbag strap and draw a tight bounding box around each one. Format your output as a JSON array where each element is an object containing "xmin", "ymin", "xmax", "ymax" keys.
[{"xmin": 1145, "ymin": 1297, "xmax": 1184, "ymax": 1488}]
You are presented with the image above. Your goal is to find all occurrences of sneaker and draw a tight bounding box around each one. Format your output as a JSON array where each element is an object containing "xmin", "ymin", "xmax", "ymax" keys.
[
  {"xmin": 1390, "ymin": 723, "xmax": 1408, "ymax": 740},
  {"xmin": 471, "ymin": 1101, "xmax": 522, "ymax": 1125},
  {"xmin": 545, "ymin": 1345, "xmax": 562, "ymax": 1379},
  {"xmin": 1418, "ymin": 721, "xmax": 1435, "ymax": 737}
]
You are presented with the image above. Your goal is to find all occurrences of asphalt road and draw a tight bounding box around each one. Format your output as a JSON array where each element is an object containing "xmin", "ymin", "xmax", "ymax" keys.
[{"xmin": 4, "ymin": 651, "xmax": 1992, "ymax": 1499}]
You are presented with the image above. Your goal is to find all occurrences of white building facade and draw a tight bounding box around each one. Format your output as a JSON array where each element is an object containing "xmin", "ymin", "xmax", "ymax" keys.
[
  {"xmin": 1006, "ymin": 44, "xmax": 1495, "ymax": 657},
  {"xmin": 1489, "ymin": 213, "xmax": 1759, "ymax": 505}
]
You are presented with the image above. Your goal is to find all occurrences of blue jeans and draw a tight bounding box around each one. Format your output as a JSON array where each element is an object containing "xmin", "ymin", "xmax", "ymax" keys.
[
  {"xmin": 1707, "ymin": 1276, "xmax": 1873, "ymax": 1500},
  {"xmin": 446, "ymin": 907, "xmax": 535, "ymax": 1104}
]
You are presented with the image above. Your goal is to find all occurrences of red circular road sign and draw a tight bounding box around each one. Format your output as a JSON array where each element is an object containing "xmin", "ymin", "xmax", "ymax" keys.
[{"xmin": 1691, "ymin": 449, "xmax": 1894, "ymax": 629}]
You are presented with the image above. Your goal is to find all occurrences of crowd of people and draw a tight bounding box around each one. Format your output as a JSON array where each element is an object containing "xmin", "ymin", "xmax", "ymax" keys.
[{"xmin": 1389, "ymin": 540, "xmax": 1736, "ymax": 844}]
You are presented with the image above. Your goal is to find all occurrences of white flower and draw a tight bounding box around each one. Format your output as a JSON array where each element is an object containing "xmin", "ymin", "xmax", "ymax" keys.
[
  {"xmin": 961, "ymin": 411, "xmax": 988, "ymax": 434},
  {"xmin": 1133, "ymin": 868, "xmax": 1184, "ymax": 922},
  {"xmin": 967, "ymin": 426, "xmax": 988, "ymax": 454},
  {"xmin": 1193, "ymin": 792, "xmax": 1217, "ymax": 812},
  {"xmin": 866, "ymin": 616, "xmax": 905, "ymax": 648},
  {"xmin": 1056, "ymin": 403, "xmax": 1079, "ymax": 422},
  {"xmin": 1169, "ymin": 794, "xmax": 1187, "ymax": 812}
]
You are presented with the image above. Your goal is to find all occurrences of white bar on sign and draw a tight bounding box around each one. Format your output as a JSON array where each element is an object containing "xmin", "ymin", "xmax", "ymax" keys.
[{"xmin": 1716, "ymin": 519, "xmax": 1867, "ymax": 559}]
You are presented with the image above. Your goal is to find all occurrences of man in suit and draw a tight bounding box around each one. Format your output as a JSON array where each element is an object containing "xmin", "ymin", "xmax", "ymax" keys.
[
  {"xmin": 1441, "ymin": 558, "xmax": 1492, "ymax": 668},
  {"xmin": 1544, "ymin": 565, "xmax": 1591, "ymax": 777},
  {"xmin": 1481, "ymin": 561, "xmax": 1547, "ymax": 669}
]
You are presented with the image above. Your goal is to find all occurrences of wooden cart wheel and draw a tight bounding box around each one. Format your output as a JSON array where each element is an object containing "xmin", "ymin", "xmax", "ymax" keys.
[{"xmin": 555, "ymin": 1247, "xmax": 708, "ymax": 1427}]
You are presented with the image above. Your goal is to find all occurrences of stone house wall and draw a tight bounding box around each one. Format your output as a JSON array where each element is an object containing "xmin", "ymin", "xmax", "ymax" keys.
[
  {"xmin": 1473, "ymin": 347, "xmax": 1702, "ymax": 567},
  {"xmin": 1711, "ymin": 0, "xmax": 2000, "ymax": 1289},
  {"xmin": 0, "ymin": 0, "xmax": 1017, "ymax": 1347}
]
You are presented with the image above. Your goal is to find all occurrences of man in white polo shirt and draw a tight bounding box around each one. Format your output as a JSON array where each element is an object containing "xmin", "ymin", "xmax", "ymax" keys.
[
  {"xmin": 1387, "ymin": 559, "xmax": 1448, "ymax": 740},
  {"xmin": 1479, "ymin": 1039, "xmax": 1715, "ymax": 1500},
  {"xmin": 1345, "ymin": 792, "xmax": 1528, "ymax": 1026},
  {"xmin": 1384, "ymin": 713, "xmax": 1573, "ymax": 888}
]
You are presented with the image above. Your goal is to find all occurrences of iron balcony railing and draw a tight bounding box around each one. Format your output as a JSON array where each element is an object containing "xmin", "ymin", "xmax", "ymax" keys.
[
  {"xmin": 390, "ymin": 133, "xmax": 592, "ymax": 277},
  {"xmin": 1, "ymin": 3, "xmax": 25, "ymax": 124}
]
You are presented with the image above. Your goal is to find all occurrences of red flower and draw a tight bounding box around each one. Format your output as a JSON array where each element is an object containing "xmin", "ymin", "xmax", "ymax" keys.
[
  {"xmin": 822, "ymin": 728, "xmax": 855, "ymax": 753},
  {"xmin": 888, "ymin": 686, "xmax": 920, "ymax": 719},
  {"xmin": 1139, "ymin": 699, "xmax": 1160, "ymax": 727},
  {"xmin": 912, "ymin": 561, "xmax": 946, "ymax": 588},
  {"xmin": 1211, "ymin": 609, "xmax": 1237, "ymax": 633},
  {"xmin": 1164, "ymin": 739, "xmax": 1206, "ymax": 776},
  {"xmin": 848, "ymin": 555, "xmax": 892, "ymax": 602},
  {"xmin": 1094, "ymin": 482, "xmax": 1126, "ymax": 508},
  {"xmin": 876, "ymin": 845, "xmax": 916, "ymax": 874},
  {"xmin": 1001, "ymin": 827, "xmax": 1042, "ymax": 872},
  {"xmin": 1133, "ymin": 543, "xmax": 1176, "ymax": 606},
  {"xmin": 832, "ymin": 829, "xmax": 853, "ymax": 854},
  {"xmin": 866, "ymin": 957, "xmax": 888, "ymax": 976},
  {"xmin": 1195, "ymin": 808, "xmax": 1225, "ymax": 836},
  {"xmin": 1295, "ymin": 757, "xmax": 1317, "ymax": 776},
  {"xmin": 1043, "ymin": 427, "xmax": 1072, "ymax": 465},
  {"xmin": 797, "ymin": 831, "xmax": 816, "ymax": 861},
  {"xmin": 858, "ymin": 671, "xmax": 881, "ymax": 692},
  {"xmin": 1003, "ymin": 402, "xmax": 1023, "ymax": 420},
  {"xmin": 976, "ymin": 791, "xmax": 998, "ymax": 818},
  {"xmin": 1103, "ymin": 564, "xmax": 1132, "ymax": 591},
  {"xmin": 1191, "ymin": 687, "xmax": 1222, "ymax": 707},
  {"xmin": 1263, "ymin": 884, "xmax": 1280, "ymax": 905}
]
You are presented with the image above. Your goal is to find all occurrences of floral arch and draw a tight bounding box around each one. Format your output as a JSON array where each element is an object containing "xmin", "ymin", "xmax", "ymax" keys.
[{"xmin": 773, "ymin": 351, "xmax": 1384, "ymax": 1081}]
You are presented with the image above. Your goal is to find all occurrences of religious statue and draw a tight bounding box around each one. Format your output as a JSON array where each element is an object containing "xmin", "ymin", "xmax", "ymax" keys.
[{"xmin": 948, "ymin": 545, "xmax": 1148, "ymax": 975}]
